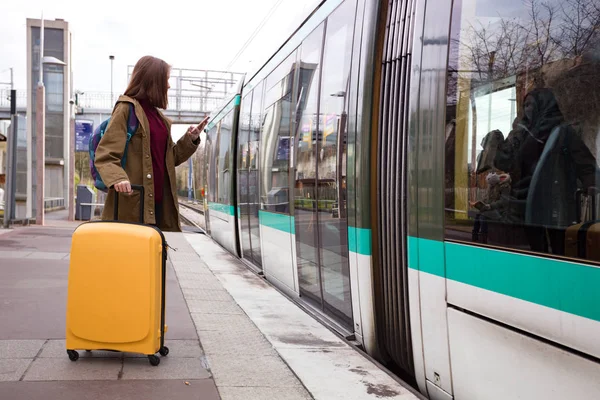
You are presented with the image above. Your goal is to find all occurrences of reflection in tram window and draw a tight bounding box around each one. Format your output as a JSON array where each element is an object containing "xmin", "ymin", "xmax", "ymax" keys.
[
  {"xmin": 445, "ymin": 0, "xmax": 600, "ymax": 262},
  {"xmin": 249, "ymin": 85, "xmax": 264, "ymax": 266},
  {"xmin": 217, "ymin": 111, "xmax": 233, "ymax": 205},
  {"xmin": 295, "ymin": 24, "xmax": 324, "ymax": 306},
  {"xmin": 293, "ymin": 0, "xmax": 357, "ymax": 329},
  {"xmin": 206, "ymin": 122, "xmax": 220, "ymax": 204},
  {"xmin": 238, "ymin": 92, "xmax": 252, "ymax": 260},
  {"xmin": 260, "ymin": 52, "xmax": 297, "ymax": 214},
  {"xmin": 317, "ymin": 0, "xmax": 355, "ymax": 325}
]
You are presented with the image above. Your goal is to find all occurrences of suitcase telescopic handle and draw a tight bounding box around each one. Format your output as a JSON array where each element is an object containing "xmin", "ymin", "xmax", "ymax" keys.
[{"xmin": 112, "ymin": 184, "xmax": 145, "ymax": 223}]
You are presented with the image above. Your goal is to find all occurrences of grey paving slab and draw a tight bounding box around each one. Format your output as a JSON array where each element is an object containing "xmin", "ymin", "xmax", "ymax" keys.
[
  {"xmin": 24, "ymin": 252, "xmax": 69, "ymax": 260},
  {"xmin": 0, "ymin": 340, "xmax": 45, "ymax": 359},
  {"xmin": 0, "ymin": 251, "xmax": 33, "ymax": 259},
  {"xmin": 0, "ymin": 259, "xmax": 69, "ymax": 340},
  {"xmin": 0, "ymin": 359, "xmax": 32, "ymax": 382},
  {"xmin": 0, "ymin": 226, "xmax": 74, "ymax": 253},
  {"xmin": 121, "ymin": 357, "xmax": 210, "ymax": 380},
  {"xmin": 0, "ymin": 379, "xmax": 220, "ymax": 400},
  {"xmin": 176, "ymin": 271, "xmax": 223, "ymax": 283},
  {"xmin": 165, "ymin": 267, "xmax": 199, "ymax": 340},
  {"xmin": 124, "ymin": 340, "xmax": 204, "ymax": 359},
  {"xmin": 168, "ymin": 251, "xmax": 210, "ymax": 263},
  {"xmin": 191, "ymin": 313, "xmax": 262, "ymax": 333},
  {"xmin": 23, "ymin": 358, "xmax": 122, "ymax": 381},
  {"xmin": 39, "ymin": 340, "xmax": 122, "ymax": 358},
  {"xmin": 218, "ymin": 386, "xmax": 313, "ymax": 400},
  {"xmin": 207, "ymin": 354, "xmax": 305, "ymax": 388},
  {"xmin": 198, "ymin": 329, "xmax": 278, "ymax": 357},
  {"xmin": 179, "ymin": 277, "xmax": 228, "ymax": 291},
  {"xmin": 182, "ymin": 287, "xmax": 233, "ymax": 302},
  {"xmin": 186, "ymin": 299, "xmax": 244, "ymax": 315},
  {"xmin": 172, "ymin": 262, "xmax": 214, "ymax": 274}
]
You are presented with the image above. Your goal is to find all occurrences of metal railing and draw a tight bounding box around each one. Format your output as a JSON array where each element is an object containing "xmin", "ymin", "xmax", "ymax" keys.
[
  {"xmin": 75, "ymin": 91, "xmax": 234, "ymax": 113},
  {"xmin": 44, "ymin": 197, "xmax": 65, "ymax": 210},
  {"xmin": 0, "ymin": 89, "xmax": 27, "ymax": 108},
  {"xmin": 0, "ymin": 67, "xmax": 245, "ymax": 115}
]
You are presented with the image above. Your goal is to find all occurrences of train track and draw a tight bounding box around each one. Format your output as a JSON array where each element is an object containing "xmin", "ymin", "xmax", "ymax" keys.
[{"xmin": 178, "ymin": 201, "xmax": 206, "ymax": 231}]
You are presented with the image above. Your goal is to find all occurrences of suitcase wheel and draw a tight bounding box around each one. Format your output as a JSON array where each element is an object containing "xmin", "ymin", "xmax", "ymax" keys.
[
  {"xmin": 148, "ymin": 355, "xmax": 160, "ymax": 366},
  {"xmin": 159, "ymin": 346, "xmax": 169, "ymax": 357},
  {"xmin": 67, "ymin": 350, "xmax": 79, "ymax": 362}
]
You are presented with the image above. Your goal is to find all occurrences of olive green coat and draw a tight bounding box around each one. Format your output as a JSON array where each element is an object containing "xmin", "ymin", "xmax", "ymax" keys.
[{"xmin": 95, "ymin": 95, "xmax": 198, "ymax": 231}]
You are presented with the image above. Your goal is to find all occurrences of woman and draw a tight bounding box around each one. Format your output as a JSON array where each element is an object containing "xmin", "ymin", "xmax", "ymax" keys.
[
  {"xmin": 494, "ymin": 88, "xmax": 598, "ymax": 254},
  {"xmin": 95, "ymin": 55, "xmax": 207, "ymax": 231}
]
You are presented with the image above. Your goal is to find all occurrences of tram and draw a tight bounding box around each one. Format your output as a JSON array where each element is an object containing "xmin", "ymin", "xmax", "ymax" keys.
[{"xmin": 184, "ymin": 0, "xmax": 600, "ymax": 398}]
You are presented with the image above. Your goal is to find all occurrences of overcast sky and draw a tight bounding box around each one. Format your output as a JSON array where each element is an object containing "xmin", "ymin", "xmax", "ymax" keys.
[{"xmin": 1, "ymin": 0, "xmax": 321, "ymax": 94}]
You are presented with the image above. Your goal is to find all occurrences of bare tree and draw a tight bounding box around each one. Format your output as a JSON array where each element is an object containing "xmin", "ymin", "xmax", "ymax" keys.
[
  {"xmin": 554, "ymin": 0, "xmax": 600, "ymax": 58},
  {"xmin": 455, "ymin": 0, "xmax": 600, "ymax": 87}
]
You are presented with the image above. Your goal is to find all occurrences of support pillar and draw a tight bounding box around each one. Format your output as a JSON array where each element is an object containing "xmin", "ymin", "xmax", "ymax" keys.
[{"xmin": 36, "ymin": 84, "xmax": 45, "ymax": 226}]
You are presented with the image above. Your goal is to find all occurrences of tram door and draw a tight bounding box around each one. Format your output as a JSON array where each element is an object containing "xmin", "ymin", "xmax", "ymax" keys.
[
  {"xmin": 294, "ymin": 0, "xmax": 356, "ymax": 330},
  {"xmin": 238, "ymin": 89, "xmax": 263, "ymax": 268},
  {"xmin": 204, "ymin": 121, "xmax": 220, "ymax": 237}
]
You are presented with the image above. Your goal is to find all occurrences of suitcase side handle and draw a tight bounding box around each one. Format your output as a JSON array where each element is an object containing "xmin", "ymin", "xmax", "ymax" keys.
[{"xmin": 112, "ymin": 184, "xmax": 145, "ymax": 223}]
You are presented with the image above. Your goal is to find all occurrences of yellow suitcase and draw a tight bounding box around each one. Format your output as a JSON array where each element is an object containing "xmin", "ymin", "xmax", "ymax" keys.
[{"xmin": 66, "ymin": 185, "xmax": 169, "ymax": 366}]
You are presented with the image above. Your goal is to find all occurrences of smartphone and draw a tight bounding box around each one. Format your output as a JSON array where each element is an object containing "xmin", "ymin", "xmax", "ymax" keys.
[{"xmin": 196, "ymin": 116, "xmax": 210, "ymax": 131}]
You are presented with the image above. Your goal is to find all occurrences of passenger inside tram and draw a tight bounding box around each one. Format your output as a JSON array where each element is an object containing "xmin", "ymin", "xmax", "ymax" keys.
[
  {"xmin": 444, "ymin": 0, "xmax": 600, "ymax": 263},
  {"xmin": 472, "ymin": 88, "xmax": 599, "ymax": 255}
]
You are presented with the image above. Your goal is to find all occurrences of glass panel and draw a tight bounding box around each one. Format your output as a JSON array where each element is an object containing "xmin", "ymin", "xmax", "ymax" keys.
[
  {"xmin": 207, "ymin": 123, "xmax": 219, "ymax": 204},
  {"xmin": 250, "ymin": 84, "xmax": 264, "ymax": 266},
  {"xmin": 317, "ymin": 0, "xmax": 356, "ymax": 326},
  {"xmin": 295, "ymin": 24, "xmax": 324, "ymax": 304},
  {"xmin": 260, "ymin": 52, "xmax": 297, "ymax": 214},
  {"xmin": 45, "ymin": 113, "xmax": 64, "ymax": 159},
  {"xmin": 44, "ymin": 67, "xmax": 64, "ymax": 113},
  {"xmin": 15, "ymin": 116, "xmax": 28, "ymax": 198},
  {"xmin": 445, "ymin": 0, "xmax": 600, "ymax": 260},
  {"xmin": 238, "ymin": 92, "xmax": 253, "ymax": 260},
  {"xmin": 217, "ymin": 111, "xmax": 233, "ymax": 206}
]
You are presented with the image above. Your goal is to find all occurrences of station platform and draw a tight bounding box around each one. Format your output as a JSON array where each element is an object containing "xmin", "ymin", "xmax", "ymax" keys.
[{"xmin": 0, "ymin": 220, "xmax": 422, "ymax": 400}]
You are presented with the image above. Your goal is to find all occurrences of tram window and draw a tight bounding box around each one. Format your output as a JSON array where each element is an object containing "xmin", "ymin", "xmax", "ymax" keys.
[
  {"xmin": 207, "ymin": 122, "xmax": 219, "ymax": 203},
  {"xmin": 294, "ymin": 24, "xmax": 324, "ymax": 212},
  {"xmin": 238, "ymin": 93, "xmax": 252, "ymax": 212},
  {"xmin": 445, "ymin": 0, "xmax": 600, "ymax": 262},
  {"xmin": 217, "ymin": 110, "xmax": 233, "ymax": 205},
  {"xmin": 260, "ymin": 51, "xmax": 297, "ymax": 214}
]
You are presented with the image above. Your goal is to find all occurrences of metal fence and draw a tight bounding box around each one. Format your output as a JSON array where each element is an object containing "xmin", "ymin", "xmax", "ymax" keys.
[
  {"xmin": 0, "ymin": 67, "xmax": 245, "ymax": 114},
  {"xmin": 74, "ymin": 91, "xmax": 231, "ymax": 113},
  {"xmin": 0, "ymin": 89, "xmax": 27, "ymax": 108}
]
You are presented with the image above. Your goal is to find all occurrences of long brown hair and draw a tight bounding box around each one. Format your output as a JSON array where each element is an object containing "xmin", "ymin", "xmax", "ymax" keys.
[{"xmin": 124, "ymin": 56, "xmax": 170, "ymax": 109}]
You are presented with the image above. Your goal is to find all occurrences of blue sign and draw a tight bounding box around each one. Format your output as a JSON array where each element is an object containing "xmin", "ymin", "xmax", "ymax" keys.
[{"xmin": 75, "ymin": 120, "xmax": 94, "ymax": 152}]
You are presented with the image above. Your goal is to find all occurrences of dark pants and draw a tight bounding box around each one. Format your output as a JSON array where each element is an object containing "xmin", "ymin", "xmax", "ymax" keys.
[
  {"xmin": 154, "ymin": 202, "xmax": 163, "ymax": 229},
  {"xmin": 472, "ymin": 213, "xmax": 488, "ymax": 242},
  {"xmin": 525, "ymin": 226, "xmax": 565, "ymax": 256},
  {"xmin": 473, "ymin": 213, "xmax": 488, "ymax": 234}
]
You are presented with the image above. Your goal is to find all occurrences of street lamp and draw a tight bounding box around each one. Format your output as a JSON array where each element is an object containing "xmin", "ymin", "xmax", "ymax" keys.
[
  {"xmin": 109, "ymin": 55, "xmax": 114, "ymax": 105},
  {"xmin": 35, "ymin": 41, "xmax": 67, "ymax": 226}
]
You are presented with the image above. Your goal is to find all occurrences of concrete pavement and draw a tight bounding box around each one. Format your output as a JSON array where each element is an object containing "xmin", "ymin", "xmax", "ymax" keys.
[
  {"xmin": 0, "ymin": 216, "xmax": 421, "ymax": 400},
  {"xmin": 0, "ymin": 224, "xmax": 219, "ymax": 399}
]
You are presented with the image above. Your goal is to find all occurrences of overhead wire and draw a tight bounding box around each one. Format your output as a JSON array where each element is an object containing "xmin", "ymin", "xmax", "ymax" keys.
[{"xmin": 225, "ymin": 0, "xmax": 285, "ymax": 71}]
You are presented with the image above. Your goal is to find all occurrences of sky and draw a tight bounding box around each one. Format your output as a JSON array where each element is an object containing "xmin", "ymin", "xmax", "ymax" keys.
[{"xmin": 0, "ymin": 0, "xmax": 322, "ymax": 94}]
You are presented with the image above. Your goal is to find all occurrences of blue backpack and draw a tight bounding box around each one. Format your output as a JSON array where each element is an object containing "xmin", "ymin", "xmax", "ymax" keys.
[{"xmin": 89, "ymin": 103, "xmax": 139, "ymax": 192}]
